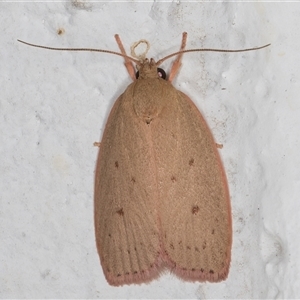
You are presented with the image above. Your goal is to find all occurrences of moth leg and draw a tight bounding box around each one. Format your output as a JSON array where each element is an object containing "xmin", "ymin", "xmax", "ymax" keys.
[
  {"xmin": 93, "ymin": 142, "xmax": 101, "ymax": 147},
  {"xmin": 168, "ymin": 32, "xmax": 187, "ymax": 82},
  {"xmin": 114, "ymin": 34, "xmax": 136, "ymax": 81}
]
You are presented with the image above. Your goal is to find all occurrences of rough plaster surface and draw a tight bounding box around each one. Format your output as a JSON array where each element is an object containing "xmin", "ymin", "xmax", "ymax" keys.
[{"xmin": 1, "ymin": 1, "xmax": 298, "ymax": 299}]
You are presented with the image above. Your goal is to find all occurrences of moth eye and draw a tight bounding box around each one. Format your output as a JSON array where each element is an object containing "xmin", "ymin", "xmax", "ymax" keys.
[
  {"xmin": 135, "ymin": 68, "xmax": 167, "ymax": 80},
  {"xmin": 157, "ymin": 68, "xmax": 166, "ymax": 79}
]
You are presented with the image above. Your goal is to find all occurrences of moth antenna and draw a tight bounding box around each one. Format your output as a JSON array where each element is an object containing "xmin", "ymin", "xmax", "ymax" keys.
[
  {"xmin": 17, "ymin": 39, "xmax": 140, "ymax": 64},
  {"xmin": 156, "ymin": 43, "xmax": 271, "ymax": 66}
]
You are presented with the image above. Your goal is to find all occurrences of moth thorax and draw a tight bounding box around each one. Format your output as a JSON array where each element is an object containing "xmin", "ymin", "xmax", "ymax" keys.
[{"xmin": 132, "ymin": 78, "xmax": 166, "ymax": 123}]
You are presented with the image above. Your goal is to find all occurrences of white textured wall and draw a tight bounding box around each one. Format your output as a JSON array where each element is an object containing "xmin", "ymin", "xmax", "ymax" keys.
[{"xmin": 1, "ymin": 1, "xmax": 298, "ymax": 299}]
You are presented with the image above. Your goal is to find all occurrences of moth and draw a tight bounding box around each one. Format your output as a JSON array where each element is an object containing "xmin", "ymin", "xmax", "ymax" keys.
[{"xmin": 18, "ymin": 33, "xmax": 270, "ymax": 286}]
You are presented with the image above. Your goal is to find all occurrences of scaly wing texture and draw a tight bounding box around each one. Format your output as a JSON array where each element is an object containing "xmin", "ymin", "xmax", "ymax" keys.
[
  {"xmin": 152, "ymin": 90, "xmax": 232, "ymax": 282},
  {"xmin": 94, "ymin": 91, "xmax": 162, "ymax": 286},
  {"xmin": 95, "ymin": 77, "xmax": 231, "ymax": 285}
]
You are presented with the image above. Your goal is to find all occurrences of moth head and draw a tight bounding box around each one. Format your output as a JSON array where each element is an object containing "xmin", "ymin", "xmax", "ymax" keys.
[{"xmin": 135, "ymin": 58, "xmax": 166, "ymax": 80}]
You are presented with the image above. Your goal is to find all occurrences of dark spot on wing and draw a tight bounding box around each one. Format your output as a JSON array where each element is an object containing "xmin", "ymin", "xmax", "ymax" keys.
[
  {"xmin": 192, "ymin": 205, "xmax": 199, "ymax": 215},
  {"xmin": 116, "ymin": 208, "xmax": 124, "ymax": 216},
  {"xmin": 189, "ymin": 158, "xmax": 194, "ymax": 166}
]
